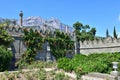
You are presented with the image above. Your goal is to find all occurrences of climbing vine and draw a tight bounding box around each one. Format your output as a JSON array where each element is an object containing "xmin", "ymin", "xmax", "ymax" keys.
[
  {"xmin": 46, "ymin": 30, "xmax": 74, "ymax": 59},
  {"xmin": 19, "ymin": 28, "xmax": 74, "ymax": 64},
  {"xmin": 22, "ymin": 28, "xmax": 44, "ymax": 63},
  {"xmin": 0, "ymin": 24, "xmax": 14, "ymax": 47}
]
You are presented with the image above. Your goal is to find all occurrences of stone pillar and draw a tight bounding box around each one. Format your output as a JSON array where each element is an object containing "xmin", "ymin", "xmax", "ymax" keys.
[
  {"xmin": 19, "ymin": 11, "xmax": 23, "ymax": 27},
  {"xmin": 65, "ymin": 26, "xmax": 68, "ymax": 34},
  {"xmin": 73, "ymin": 32, "xmax": 77, "ymax": 54},
  {"xmin": 73, "ymin": 32, "xmax": 80, "ymax": 54},
  {"xmin": 46, "ymin": 42, "xmax": 52, "ymax": 62}
]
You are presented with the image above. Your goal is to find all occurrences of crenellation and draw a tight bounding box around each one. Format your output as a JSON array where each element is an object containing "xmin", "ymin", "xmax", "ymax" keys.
[
  {"xmin": 80, "ymin": 37, "xmax": 120, "ymax": 54},
  {"xmin": 80, "ymin": 41, "xmax": 83, "ymax": 45},
  {"xmin": 3, "ymin": 25, "xmax": 120, "ymax": 57},
  {"xmin": 117, "ymin": 38, "xmax": 120, "ymax": 42},
  {"xmin": 98, "ymin": 39, "xmax": 104, "ymax": 44},
  {"xmin": 83, "ymin": 40, "xmax": 89, "ymax": 45},
  {"xmin": 105, "ymin": 37, "xmax": 113, "ymax": 43},
  {"xmin": 113, "ymin": 38, "xmax": 118, "ymax": 43},
  {"xmin": 80, "ymin": 37, "xmax": 120, "ymax": 46},
  {"xmin": 93, "ymin": 39, "xmax": 98, "ymax": 44},
  {"xmin": 89, "ymin": 40, "xmax": 94, "ymax": 45}
]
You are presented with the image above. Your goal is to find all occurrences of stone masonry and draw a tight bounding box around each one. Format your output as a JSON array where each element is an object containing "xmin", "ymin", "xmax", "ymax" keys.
[
  {"xmin": 80, "ymin": 37, "xmax": 120, "ymax": 55},
  {"xmin": 4, "ymin": 26, "xmax": 120, "ymax": 59}
]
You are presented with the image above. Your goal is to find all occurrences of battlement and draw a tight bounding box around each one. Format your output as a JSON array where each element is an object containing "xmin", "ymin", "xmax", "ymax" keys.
[
  {"xmin": 3, "ymin": 26, "xmax": 24, "ymax": 37},
  {"xmin": 80, "ymin": 37, "xmax": 120, "ymax": 45},
  {"xmin": 80, "ymin": 37, "xmax": 120, "ymax": 55},
  {"xmin": 3, "ymin": 25, "xmax": 120, "ymax": 55}
]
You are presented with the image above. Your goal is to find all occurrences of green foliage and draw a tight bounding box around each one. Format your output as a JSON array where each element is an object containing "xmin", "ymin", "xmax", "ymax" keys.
[
  {"xmin": 46, "ymin": 30, "xmax": 74, "ymax": 59},
  {"xmin": 57, "ymin": 58, "xmax": 73, "ymax": 71},
  {"xmin": 17, "ymin": 60, "xmax": 57, "ymax": 70},
  {"xmin": 106, "ymin": 28, "xmax": 109, "ymax": 37},
  {"xmin": 113, "ymin": 26, "xmax": 117, "ymax": 39},
  {"xmin": 73, "ymin": 21, "xmax": 96, "ymax": 42},
  {"xmin": 0, "ymin": 46, "xmax": 13, "ymax": 71},
  {"xmin": 57, "ymin": 52, "xmax": 120, "ymax": 79},
  {"xmin": 0, "ymin": 24, "xmax": 14, "ymax": 71},
  {"xmin": 0, "ymin": 24, "xmax": 14, "ymax": 47},
  {"xmin": 21, "ymin": 28, "xmax": 44, "ymax": 64},
  {"xmin": 73, "ymin": 21, "xmax": 83, "ymax": 41},
  {"xmin": 20, "ymin": 28, "xmax": 73, "ymax": 64},
  {"xmin": 55, "ymin": 72, "xmax": 65, "ymax": 80}
]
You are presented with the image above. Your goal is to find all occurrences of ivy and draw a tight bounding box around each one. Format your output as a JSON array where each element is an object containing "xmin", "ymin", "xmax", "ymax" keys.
[
  {"xmin": 46, "ymin": 30, "xmax": 74, "ymax": 59},
  {"xmin": 20, "ymin": 28, "xmax": 74, "ymax": 64},
  {"xmin": 0, "ymin": 24, "xmax": 14, "ymax": 47},
  {"xmin": 21, "ymin": 28, "xmax": 44, "ymax": 64}
]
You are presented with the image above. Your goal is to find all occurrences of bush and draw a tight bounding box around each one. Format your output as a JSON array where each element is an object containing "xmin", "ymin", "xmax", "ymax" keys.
[
  {"xmin": 57, "ymin": 57, "xmax": 73, "ymax": 71},
  {"xmin": 0, "ymin": 46, "xmax": 13, "ymax": 71},
  {"xmin": 57, "ymin": 52, "xmax": 120, "ymax": 78},
  {"xmin": 55, "ymin": 72, "xmax": 65, "ymax": 80}
]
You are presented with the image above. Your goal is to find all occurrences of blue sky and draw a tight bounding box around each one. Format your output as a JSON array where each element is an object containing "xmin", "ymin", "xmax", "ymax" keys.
[{"xmin": 0, "ymin": 0, "xmax": 120, "ymax": 37}]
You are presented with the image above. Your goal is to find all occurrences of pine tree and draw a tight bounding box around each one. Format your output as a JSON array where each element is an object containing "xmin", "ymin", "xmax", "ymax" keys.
[{"xmin": 113, "ymin": 26, "xmax": 117, "ymax": 39}]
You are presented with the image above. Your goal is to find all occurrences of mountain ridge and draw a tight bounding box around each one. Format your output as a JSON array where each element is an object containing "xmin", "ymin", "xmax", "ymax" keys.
[{"xmin": 0, "ymin": 16, "xmax": 74, "ymax": 33}]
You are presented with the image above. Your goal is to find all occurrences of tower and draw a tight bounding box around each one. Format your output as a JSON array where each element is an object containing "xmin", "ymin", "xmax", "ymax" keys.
[{"xmin": 19, "ymin": 11, "xmax": 23, "ymax": 27}]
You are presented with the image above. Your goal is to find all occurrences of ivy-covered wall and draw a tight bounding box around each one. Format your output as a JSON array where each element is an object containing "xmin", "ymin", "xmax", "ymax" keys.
[{"xmin": 5, "ymin": 26, "xmax": 120, "ymax": 60}]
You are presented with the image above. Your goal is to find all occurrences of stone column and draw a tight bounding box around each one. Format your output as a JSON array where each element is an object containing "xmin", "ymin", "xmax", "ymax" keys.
[
  {"xmin": 73, "ymin": 32, "xmax": 80, "ymax": 54},
  {"xmin": 73, "ymin": 32, "xmax": 77, "ymax": 54},
  {"xmin": 46, "ymin": 42, "xmax": 52, "ymax": 62},
  {"xmin": 65, "ymin": 26, "xmax": 68, "ymax": 33},
  {"xmin": 19, "ymin": 11, "xmax": 23, "ymax": 27}
]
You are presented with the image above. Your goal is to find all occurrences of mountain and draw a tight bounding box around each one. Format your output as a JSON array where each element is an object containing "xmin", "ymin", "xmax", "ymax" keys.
[
  {"xmin": 0, "ymin": 16, "xmax": 74, "ymax": 33},
  {"xmin": 0, "ymin": 17, "xmax": 5, "ymax": 23},
  {"xmin": 18, "ymin": 16, "xmax": 74, "ymax": 32}
]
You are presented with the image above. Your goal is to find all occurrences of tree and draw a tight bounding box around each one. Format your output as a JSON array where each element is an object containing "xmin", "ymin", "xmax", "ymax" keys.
[
  {"xmin": 73, "ymin": 21, "xmax": 83, "ymax": 41},
  {"xmin": 0, "ymin": 24, "xmax": 13, "ymax": 71},
  {"xmin": 113, "ymin": 26, "xmax": 117, "ymax": 39},
  {"xmin": 106, "ymin": 29, "xmax": 109, "ymax": 37},
  {"xmin": 0, "ymin": 46, "xmax": 12, "ymax": 71},
  {"xmin": 83, "ymin": 25, "xmax": 90, "ymax": 32},
  {"xmin": 73, "ymin": 21, "xmax": 83, "ymax": 54},
  {"xmin": 90, "ymin": 28, "xmax": 96, "ymax": 36},
  {"xmin": 73, "ymin": 21, "xmax": 97, "ymax": 54},
  {"xmin": 73, "ymin": 21, "xmax": 83, "ymax": 31},
  {"xmin": 0, "ymin": 24, "xmax": 14, "ymax": 47},
  {"xmin": 73, "ymin": 21, "xmax": 96, "ymax": 42}
]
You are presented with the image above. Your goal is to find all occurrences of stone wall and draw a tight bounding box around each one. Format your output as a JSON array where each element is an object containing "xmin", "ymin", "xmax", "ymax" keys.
[
  {"xmin": 80, "ymin": 37, "xmax": 120, "ymax": 55},
  {"xmin": 4, "ymin": 26, "xmax": 55, "ymax": 60},
  {"xmin": 4, "ymin": 26, "xmax": 120, "ymax": 59}
]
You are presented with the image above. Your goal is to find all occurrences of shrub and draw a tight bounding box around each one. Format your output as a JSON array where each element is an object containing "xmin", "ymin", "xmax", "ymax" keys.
[
  {"xmin": 0, "ymin": 46, "xmax": 13, "ymax": 71},
  {"xmin": 57, "ymin": 52, "xmax": 120, "ymax": 78},
  {"xmin": 57, "ymin": 57, "xmax": 73, "ymax": 71},
  {"xmin": 55, "ymin": 72, "xmax": 65, "ymax": 80}
]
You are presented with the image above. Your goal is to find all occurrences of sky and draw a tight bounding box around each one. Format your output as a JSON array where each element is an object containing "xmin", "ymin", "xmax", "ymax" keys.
[{"xmin": 0, "ymin": 0, "xmax": 120, "ymax": 37}]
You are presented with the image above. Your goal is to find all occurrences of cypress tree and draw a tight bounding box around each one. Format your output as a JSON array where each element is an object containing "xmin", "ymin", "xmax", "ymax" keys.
[
  {"xmin": 106, "ymin": 29, "xmax": 109, "ymax": 37},
  {"xmin": 113, "ymin": 26, "xmax": 117, "ymax": 39}
]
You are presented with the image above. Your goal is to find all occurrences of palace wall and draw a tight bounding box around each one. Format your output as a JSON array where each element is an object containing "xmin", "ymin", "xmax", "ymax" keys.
[
  {"xmin": 4, "ymin": 26, "xmax": 120, "ymax": 59},
  {"xmin": 80, "ymin": 38, "xmax": 120, "ymax": 55}
]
